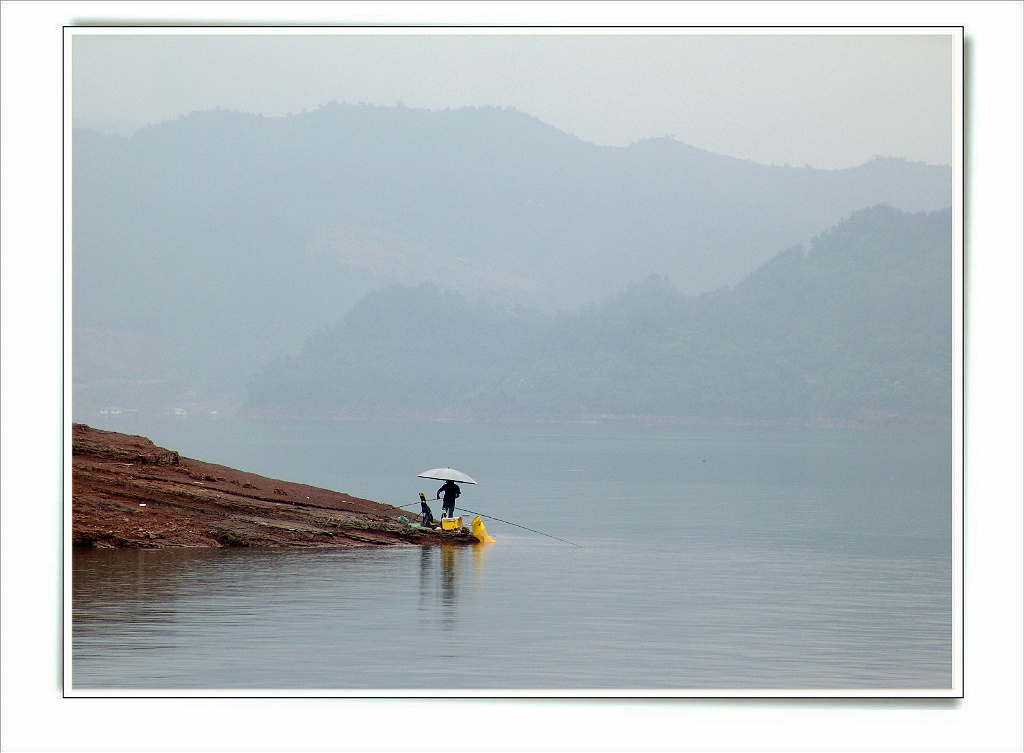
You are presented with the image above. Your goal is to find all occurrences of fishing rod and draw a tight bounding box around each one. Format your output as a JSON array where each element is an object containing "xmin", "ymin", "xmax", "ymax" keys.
[
  {"xmin": 395, "ymin": 492, "xmax": 448, "ymax": 512},
  {"xmin": 395, "ymin": 500, "xmax": 583, "ymax": 548},
  {"xmin": 454, "ymin": 506, "xmax": 583, "ymax": 548}
]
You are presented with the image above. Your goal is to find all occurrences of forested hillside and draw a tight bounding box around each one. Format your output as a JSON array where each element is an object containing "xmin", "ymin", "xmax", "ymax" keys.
[
  {"xmin": 245, "ymin": 205, "xmax": 953, "ymax": 423},
  {"xmin": 72, "ymin": 103, "xmax": 951, "ymax": 414}
]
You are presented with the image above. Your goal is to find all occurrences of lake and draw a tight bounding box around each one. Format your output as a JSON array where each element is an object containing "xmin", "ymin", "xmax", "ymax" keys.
[{"xmin": 70, "ymin": 416, "xmax": 955, "ymax": 692}]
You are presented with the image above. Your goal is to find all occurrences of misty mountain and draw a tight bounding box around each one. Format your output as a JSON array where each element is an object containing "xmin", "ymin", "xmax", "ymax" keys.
[
  {"xmin": 246, "ymin": 205, "xmax": 953, "ymax": 422},
  {"xmin": 72, "ymin": 103, "xmax": 951, "ymax": 412}
]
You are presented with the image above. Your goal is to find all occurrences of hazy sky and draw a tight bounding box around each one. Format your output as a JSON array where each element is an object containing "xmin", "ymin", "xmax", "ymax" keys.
[{"xmin": 71, "ymin": 31, "xmax": 954, "ymax": 169}]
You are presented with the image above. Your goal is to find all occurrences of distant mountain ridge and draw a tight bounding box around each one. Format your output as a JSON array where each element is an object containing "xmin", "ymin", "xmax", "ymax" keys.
[
  {"xmin": 246, "ymin": 205, "xmax": 953, "ymax": 423},
  {"xmin": 72, "ymin": 103, "xmax": 952, "ymax": 412}
]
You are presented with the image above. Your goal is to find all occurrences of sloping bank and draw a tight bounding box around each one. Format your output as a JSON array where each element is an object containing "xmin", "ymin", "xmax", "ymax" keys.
[{"xmin": 71, "ymin": 424, "xmax": 475, "ymax": 548}]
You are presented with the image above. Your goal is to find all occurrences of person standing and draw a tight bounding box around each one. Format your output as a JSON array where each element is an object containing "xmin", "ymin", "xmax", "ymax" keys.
[{"xmin": 437, "ymin": 479, "xmax": 460, "ymax": 518}]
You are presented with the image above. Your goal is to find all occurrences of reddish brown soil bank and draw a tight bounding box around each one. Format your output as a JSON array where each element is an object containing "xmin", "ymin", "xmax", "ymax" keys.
[{"xmin": 72, "ymin": 423, "xmax": 474, "ymax": 549}]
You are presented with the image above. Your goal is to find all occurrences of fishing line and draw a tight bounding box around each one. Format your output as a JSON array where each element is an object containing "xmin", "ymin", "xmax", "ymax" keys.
[
  {"xmin": 395, "ymin": 500, "xmax": 583, "ymax": 548},
  {"xmin": 455, "ymin": 507, "xmax": 583, "ymax": 548}
]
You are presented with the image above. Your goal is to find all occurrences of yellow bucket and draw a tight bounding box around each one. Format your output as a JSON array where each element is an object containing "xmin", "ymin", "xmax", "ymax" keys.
[
  {"xmin": 440, "ymin": 516, "xmax": 463, "ymax": 531},
  {"xmin": 471, "ymin": 515, "xmax": 496, "ymax": 544}
]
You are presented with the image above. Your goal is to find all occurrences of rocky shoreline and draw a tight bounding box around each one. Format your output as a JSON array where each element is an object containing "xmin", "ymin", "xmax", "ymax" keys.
[{"xmin": 71, "ymin": 423, "xmax": 475, "ymax": 548}]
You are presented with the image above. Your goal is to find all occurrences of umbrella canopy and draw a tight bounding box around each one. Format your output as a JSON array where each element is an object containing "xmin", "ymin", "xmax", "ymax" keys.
[{"xmin": 418, "ymin": 467, "xmax": 477, "ymax": 484}]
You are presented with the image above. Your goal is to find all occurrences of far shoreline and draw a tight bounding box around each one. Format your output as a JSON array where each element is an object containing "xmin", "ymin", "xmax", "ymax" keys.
[{"xmin": 76, "ymin": 406, "xmax": 954, "ymax": 432}]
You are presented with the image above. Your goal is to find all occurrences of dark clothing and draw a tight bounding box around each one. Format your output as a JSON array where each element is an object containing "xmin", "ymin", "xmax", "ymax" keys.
[{"xmin": 437, "ymin": 480, "xmax": 460, "ymax": 518}]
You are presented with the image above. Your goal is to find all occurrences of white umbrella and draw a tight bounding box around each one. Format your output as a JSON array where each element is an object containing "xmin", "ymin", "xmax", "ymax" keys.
[{"xmin": 417, "ymin": 467, "xmax": 477, "ymax": 484}]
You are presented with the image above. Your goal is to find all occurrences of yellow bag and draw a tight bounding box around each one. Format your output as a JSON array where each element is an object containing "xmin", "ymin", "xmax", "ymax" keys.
[{"xmin": 471, "ymin": 515, "xmax": 496, "ymax": 544}]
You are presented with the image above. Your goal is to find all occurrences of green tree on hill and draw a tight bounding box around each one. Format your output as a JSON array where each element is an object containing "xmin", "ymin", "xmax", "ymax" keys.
[{"xmin": 246, "ymin": 204, "xmax": 953, "ymax": 423}]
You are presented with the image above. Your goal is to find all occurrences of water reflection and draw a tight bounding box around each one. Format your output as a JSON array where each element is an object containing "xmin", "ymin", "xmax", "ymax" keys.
[
  {"xmin": 74, "ymin": 547, "xmax": 223, "ymax": 610},
  {"xmin": 418, "ymin": 545, "xmax": 433, "ymax": 603},
  {"xmin": 414, "ymin": 543, "xmax": 491, "ymax": 635},
  {"xmin": 439, "ymin": 545, "xmax": 459, "ymax": 631},
  {"xmin": 472, "ymin": 540, "xmax": 491, "ymax": 593}
]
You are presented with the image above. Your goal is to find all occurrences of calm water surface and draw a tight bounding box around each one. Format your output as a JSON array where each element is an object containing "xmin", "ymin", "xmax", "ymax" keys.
[{"xmin": 72, "ymin": 417, "xmax": 953, "ymax": 690}]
